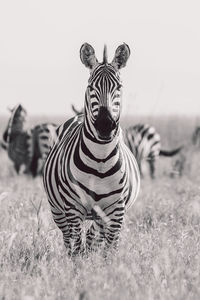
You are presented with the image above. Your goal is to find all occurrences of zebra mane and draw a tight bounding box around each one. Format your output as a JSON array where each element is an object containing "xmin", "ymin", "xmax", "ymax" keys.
[
  {"xmin": 103, "ymin": 45, "xmax": 108, "ymax": 64},
  {"xmin": 6, "ymin": 105, "xmax": 19, "ymax": 144}
]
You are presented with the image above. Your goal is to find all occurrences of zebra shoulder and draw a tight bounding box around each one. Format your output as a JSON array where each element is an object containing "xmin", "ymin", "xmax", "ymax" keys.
[{"xmin": 56, "ymin": 114, "xmax": 83, "ymax": 142}]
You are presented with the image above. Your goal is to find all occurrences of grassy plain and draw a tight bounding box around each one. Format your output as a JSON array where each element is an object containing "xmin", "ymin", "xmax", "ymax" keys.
[{"xmin": 0, "ymin": 114, "xmax": 200, "ymax": 300}]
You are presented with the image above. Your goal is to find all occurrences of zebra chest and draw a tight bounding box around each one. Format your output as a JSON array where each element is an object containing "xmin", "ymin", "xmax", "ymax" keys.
[{"xmin": 71, "ymin": 158, "xmax": 126, "ymax": 196}]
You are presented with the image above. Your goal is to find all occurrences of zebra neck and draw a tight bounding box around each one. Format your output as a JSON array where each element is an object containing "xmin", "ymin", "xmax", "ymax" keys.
[
  {"xmin": 81, "ymin": 127, "xmax": 121, "ymax": 161},
  {"xmin": 8, "ymin": 120, "xmax": 24, "ymax": 134}
]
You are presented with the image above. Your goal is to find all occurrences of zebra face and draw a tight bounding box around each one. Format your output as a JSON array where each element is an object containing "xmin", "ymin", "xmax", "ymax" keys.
[
  {"xmin": 80, "ymin": 43, "xmax": 130, "ymax": 141},
  {"xmin": 86, "ymin": 65, "xmax": 122, "ymax": 140}
]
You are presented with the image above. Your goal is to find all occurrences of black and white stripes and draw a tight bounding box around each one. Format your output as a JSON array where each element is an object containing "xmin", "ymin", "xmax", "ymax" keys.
[
  {"xmin": 123, "ymin": 123, "xmax": 182, "ymax": 178},
  {"xmin": 123, "ymin": 124, "xmax": 161, "ymax": 178},
  {"xmin": 30, "ymin": 123, "xmax": 58, "ymax": 176},
  {"xmin": 43, "ymin": 43, "xmax": 140, "ymax": 255}
]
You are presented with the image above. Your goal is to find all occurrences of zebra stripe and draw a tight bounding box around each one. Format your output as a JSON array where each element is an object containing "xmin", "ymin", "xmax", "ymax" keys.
[
  {"xmin": 123, "ymin": 124, "xmax": 182, "ymax": 179},
  {"xmin": 123, "ymin": 124, "xmax": 161, "ymax": 179},
  {"xmin": 30, "ymin": 123, "xmax": 58, "ymax": 176},
  {"xmin": 43, "ymin": 43, "xmax": 140, "ymax": 256}
]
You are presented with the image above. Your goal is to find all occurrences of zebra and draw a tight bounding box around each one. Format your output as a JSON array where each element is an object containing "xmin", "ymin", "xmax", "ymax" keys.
[
  {"xmin": 1, "ymin": 104, "xmax": 34, "ymax": 174},
  {"xmin": 30, "ymin": 122, "xmax": 58, "ymax": 176},
  {"xmin": 1, "ymin": 104, "xmax": 27, "ymax": 151},
  {"xmin": 123, "ymin": 124, "xmax": 183, "ymax": 179},
  {"xmin": 43, "ymin": 43, "xmax": 140, "ymax": 256},
  {"xmin": 192, "ymin": 126, "xmax": 200, "ymax": 147},
  {"xmin": 2, "ymin": 104, "xmax": 58, "ymax": 176}
]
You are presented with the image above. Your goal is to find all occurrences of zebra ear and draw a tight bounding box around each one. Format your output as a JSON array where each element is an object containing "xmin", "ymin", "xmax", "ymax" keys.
[
  {"xmin": 71, "ymin": 104, "xmax": 83, "ymax": 115},
  {"xmin": 80, "ymin": 43, "xmax": 98, "ymax": 70},
  {"xmin": 112, "ymin": 43, "xmax": 131, "ymax": 70}
]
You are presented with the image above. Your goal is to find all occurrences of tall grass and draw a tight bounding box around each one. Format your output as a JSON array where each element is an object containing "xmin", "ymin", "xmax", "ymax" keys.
[{"xmin": 0, "ymin": 114, "xmax": 200, "ymax": 299}]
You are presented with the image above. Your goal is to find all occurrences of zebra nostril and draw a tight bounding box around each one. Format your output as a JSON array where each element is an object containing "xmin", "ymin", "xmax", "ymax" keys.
[{"xmin": 94, "ymin": 108, "xmax": 117, "ymax": 138}]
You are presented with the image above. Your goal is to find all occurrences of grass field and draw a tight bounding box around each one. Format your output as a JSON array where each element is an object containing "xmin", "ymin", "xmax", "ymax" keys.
[{"xmin": 0, "ymin": 114, "xmax": 200, "ymax": 300}]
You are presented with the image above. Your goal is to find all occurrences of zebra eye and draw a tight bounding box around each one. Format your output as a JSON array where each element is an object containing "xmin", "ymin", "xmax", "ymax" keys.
[
  {"xmin": 88, "ymin": 85, "xmax": 95, "ymax": 91},
  {"xmin": 91, "ymin": 101, "xmax": 99, "ymax": 117},
  {"xmin": 114, "ymin": 101, "xmax": 120, "ymax": 106},
  {"xmin": 113, "ymin": 88, "xmax": 121, "ymax": 100},
  {"xmin": 91, "ymin": 101, "xmax": 98, "ymax": 109}
]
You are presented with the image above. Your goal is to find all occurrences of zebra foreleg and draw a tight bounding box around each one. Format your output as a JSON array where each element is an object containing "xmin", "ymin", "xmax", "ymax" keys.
[
  {"xmin": 104, "ymin": 225, "xmax": 122, "ymax": 251},
  {"xmin": 52, "ymin": 209, "xmax": 84, "ymax": 256},
  {"xmin": 103, "ymin": 205, "xmax": 125, "ymax": 251},
  {"xmin": 86, "ymin": 220, "xmax": 105, "ymax": 253},
  {"xmin": 63, "ymin": 224, "xmax": 83, "ymax": 256}
]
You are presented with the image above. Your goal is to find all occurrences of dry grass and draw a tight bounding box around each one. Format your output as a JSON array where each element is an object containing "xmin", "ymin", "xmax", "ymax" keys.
[{"xmin": 0, "ymin": 115, "xmax": 200, "ymax": 299}]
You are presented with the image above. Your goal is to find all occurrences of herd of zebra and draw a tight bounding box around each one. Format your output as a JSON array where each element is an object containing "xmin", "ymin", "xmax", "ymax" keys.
[{"xmin": 1, "ymin": 43, "xmax": 199, "ymax": 255}]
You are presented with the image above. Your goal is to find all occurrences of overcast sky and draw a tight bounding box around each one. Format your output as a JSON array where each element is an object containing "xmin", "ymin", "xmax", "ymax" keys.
[{"xmin": 0, "ymin": 0, "xmax": 200, "ymax": 116}]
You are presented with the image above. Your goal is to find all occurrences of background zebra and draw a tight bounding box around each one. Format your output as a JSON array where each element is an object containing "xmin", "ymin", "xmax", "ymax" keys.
[
  {"xmin": 30, "ymin": 122, "xmax": 58, "ymax": 176},
  {"xmin": 1, "ymin": 104, "xmax": 58, "ymax": 176},
  {"xmin": 1, "ymin": 104, "xmax": 34, "ymax": 174},
  {"xmin": 43, "ymin": 43, "xmax": 140, "ymax": 256},
  {"xmin": 123, "ymin": 124, "xmax": 183, "ymax": 179}
]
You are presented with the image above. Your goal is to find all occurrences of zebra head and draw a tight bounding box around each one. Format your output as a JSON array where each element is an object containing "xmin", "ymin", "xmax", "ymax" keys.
[
  {"xmin": 80, "ymin": 43, "xmax": 130, "ymax": 141},
  {"xmin": 2, "ymin": 104, "xmax": 27, "ymax": 146}
]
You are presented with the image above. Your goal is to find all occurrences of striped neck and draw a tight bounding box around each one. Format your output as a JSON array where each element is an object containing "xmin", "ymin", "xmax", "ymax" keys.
[
  {"xmin": 83, "ymin": 92, "xmax": 120, "ymax": 143},
  {"xmin": 81, "ymin": 123, "xmax": 121, "ymax": 161}
]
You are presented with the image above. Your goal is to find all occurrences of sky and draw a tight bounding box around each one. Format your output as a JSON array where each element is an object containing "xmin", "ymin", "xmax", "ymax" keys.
[{"xmin": 0, "ymin": 0, "xmax": 200, "ymax": 116}]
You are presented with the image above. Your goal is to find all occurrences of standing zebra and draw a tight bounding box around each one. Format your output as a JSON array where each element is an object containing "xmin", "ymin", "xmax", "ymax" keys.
[
  {"xmin": 123, "ymin": 124, "xmax": 183, "ymax": 179},
  {"xmin": 43, "ymin": 43, "xmax": 140, "ymax": 256},
  {"xmin": 2, "ymin": 104, "xmax": 58, "ymax": 176},
  {"xmin": 1, "ymin": 104, "xmax": 33, "ymax": 174}
]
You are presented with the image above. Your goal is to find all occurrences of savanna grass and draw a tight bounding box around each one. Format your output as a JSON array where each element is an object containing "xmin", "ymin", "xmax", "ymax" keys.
[{"xmin": 0, "ymin": 115, "xmax": 200, "ymax": 299}]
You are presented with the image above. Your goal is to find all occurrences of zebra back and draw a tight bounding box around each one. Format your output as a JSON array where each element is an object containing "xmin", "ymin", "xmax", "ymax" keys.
[{"xmin": 124, "ymin": 124, "xmax": 161, "ymax": 163}]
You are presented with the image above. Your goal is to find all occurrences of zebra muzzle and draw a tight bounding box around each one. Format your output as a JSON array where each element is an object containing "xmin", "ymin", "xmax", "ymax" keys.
[{"xmin": 94, "ymin": 107, "xmax": 117, "ymax": 140}]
